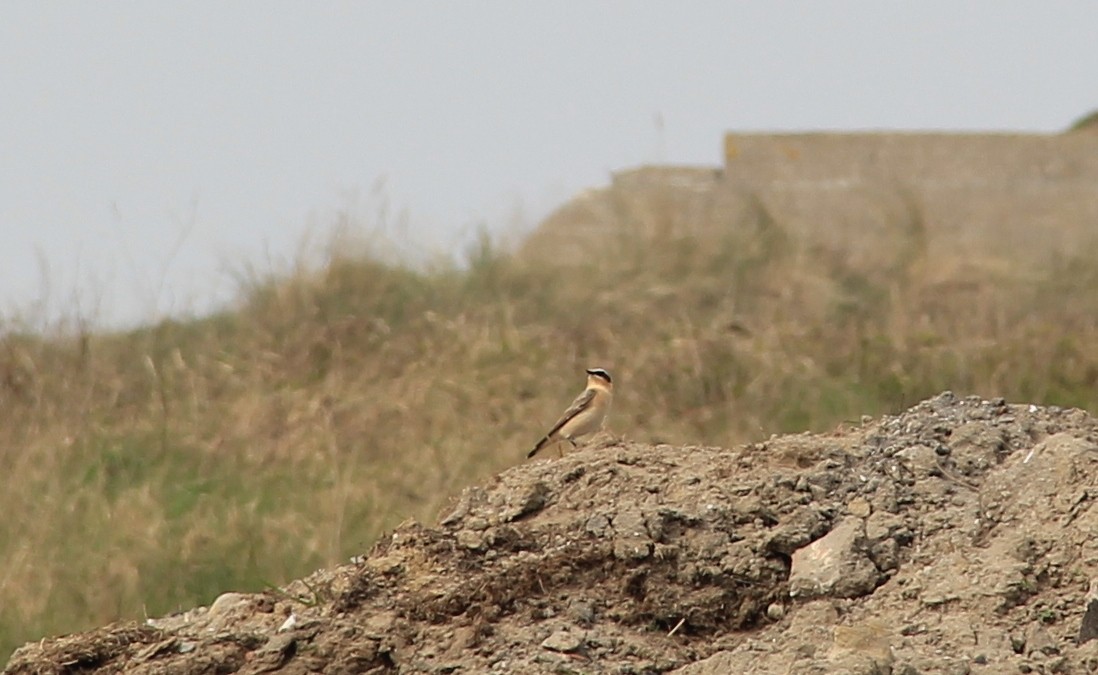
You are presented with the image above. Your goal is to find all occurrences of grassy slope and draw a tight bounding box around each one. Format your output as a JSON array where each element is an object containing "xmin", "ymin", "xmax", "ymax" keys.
[{"xmin": 1, "ymin": 209, "xmax": 1097, "ymax": 661}]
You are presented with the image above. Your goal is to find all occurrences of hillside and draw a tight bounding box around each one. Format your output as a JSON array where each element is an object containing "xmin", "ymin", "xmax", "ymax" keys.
[
  {"xmin": 6, "ymin": 393, "xmax": 1098, "ymax": 673},
  {"xmin": 3, "ymin": 135, "xmax": 1098, "ymax": 666}
]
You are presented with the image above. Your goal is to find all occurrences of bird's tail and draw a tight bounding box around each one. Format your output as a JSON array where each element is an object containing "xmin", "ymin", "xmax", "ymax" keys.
[{"xmin": 527, "ymin": 435, "xmax": 551, "ymax": 458}]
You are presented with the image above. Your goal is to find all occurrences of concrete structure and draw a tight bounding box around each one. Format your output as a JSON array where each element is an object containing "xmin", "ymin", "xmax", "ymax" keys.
[{"xmin": 523, "ymin": 130, "xmax": 1098, "ymax": 274}]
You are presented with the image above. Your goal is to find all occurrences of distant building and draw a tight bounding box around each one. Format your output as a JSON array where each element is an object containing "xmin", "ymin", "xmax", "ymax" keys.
[{"xmin": 523, "ymin": 129, "xmax": 1098, "ymax": 273}]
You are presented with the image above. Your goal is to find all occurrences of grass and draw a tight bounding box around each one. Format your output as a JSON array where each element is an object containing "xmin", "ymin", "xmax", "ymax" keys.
[{"xmin": 2, "ymin": 195, "xmax": 1098, "ymax": 663}]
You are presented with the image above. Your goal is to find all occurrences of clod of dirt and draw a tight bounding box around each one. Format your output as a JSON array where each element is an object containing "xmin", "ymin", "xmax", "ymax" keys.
[
  {"xmin": 788, "ymin": 517, "xmax": 881, "ymax": 600},
  {"xmin": 1081, "ymin": 579, "xmax": 1098, "ymax": 645},
  {"xmin": 5, "ymin": 392, "xmax": 1098, "ymax": 674}
]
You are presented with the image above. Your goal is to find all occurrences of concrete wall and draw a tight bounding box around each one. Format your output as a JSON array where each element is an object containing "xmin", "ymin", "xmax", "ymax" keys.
[{"xmin": 522, "ymin": 131, "xmax": 1098, "ymax": 273}]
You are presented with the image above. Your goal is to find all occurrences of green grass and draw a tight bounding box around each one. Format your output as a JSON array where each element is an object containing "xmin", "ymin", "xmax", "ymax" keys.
[{"xmin": 2, "ymin": 197, "xmax": 1098, "ymax": 663}]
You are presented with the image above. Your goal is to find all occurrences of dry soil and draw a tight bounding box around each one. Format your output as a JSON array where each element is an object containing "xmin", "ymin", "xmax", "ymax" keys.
[{"xmin": 6, "ymin": 392, "xmax": 1098, "ymax": 674}]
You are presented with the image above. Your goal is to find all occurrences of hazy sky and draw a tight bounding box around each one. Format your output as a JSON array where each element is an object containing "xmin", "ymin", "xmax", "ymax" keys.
[{"xmin": 2, "ymin": 3, "xmax": 1096, "ymax": 328}]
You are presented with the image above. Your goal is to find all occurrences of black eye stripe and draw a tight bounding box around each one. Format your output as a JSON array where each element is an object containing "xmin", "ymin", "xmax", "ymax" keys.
[{"xmin": 586, "ymin": 369, "xmax": 612, "ymax": 384}]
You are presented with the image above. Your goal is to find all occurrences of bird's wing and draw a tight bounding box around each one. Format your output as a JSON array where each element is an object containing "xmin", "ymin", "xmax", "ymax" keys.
[{"xmin": 545, "ymin": 388, "xmax": 596, "ymax": 438}]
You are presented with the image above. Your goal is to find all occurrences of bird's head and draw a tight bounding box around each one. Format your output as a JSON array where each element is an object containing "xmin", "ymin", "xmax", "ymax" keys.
[{"xmin": 585, "ymin": 368, "xmax": 613, "ymax": 388}]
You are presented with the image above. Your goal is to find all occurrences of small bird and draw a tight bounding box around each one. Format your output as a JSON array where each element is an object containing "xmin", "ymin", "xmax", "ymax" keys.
[{"xmin": 527, "ymin": 368, "xmax": 613, "ymax": 459}]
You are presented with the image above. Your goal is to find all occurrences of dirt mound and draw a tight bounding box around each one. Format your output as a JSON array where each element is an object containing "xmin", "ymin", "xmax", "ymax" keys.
[{"xmin": 6, "ymin": 393, "xmax": 1098, "ymax": 674}]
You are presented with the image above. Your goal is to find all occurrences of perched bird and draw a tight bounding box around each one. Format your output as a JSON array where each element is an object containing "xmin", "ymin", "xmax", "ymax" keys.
[{"xmin": 527, "ymin": 368, "xmax": 613, "ymax": 459}]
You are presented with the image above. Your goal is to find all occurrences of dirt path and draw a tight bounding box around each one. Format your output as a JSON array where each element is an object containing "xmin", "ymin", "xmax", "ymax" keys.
[{"xmin": 6, "ymin": 392, "xmax": 1098, "ymax": 674}]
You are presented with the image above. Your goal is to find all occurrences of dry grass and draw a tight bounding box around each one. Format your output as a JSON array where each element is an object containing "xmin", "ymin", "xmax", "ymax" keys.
[{"xmin": 2, "ymin": 200, "xmax": 1097, "ymax": 662}]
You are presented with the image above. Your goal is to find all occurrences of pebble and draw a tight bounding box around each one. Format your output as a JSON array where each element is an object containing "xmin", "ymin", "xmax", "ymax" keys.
[
  {"xmin": 541, "ymin": 629, "xmax": 584, "ymax": 653},
  {"xmin": 848, "ymin": 496, "xmax": 872, "ymax": 517}
]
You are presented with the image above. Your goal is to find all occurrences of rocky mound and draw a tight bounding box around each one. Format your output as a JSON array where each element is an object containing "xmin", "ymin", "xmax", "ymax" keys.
[{"xmin": 6, "ymin": 393, "xmax": 1098, "ymax": 674}]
